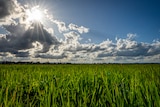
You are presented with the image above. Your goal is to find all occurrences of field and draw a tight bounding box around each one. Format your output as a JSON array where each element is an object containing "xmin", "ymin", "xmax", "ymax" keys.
[{"xmin": 0, "ymin": 64, "xmax": 160, "ymax": 107}]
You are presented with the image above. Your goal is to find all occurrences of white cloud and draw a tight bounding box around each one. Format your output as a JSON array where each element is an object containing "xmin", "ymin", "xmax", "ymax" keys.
[
  {"xmin": 51, "ymin": 21, "xmax": 89, "ymax": 34},
  {"xmin": 53, "ymin": 20, "xmax": 68, "ymax": 33},
  {"xmin": 1, "ymin": 32, "xmax": 160, "ymax": 63},
  {"xmin": 0, "ymin": 0, "xmax": 159, "ymax": 63},
  {"xmin": 0, "ymin": 34, "xmax": 6, "ymax": 39},
  {"xmin": 63, "ymin": 31, "xmax": 80, "ymax": 45},
  {"xmin": 45, "ymin": 27, "xmax": 54, "ymax": 36},
  {"xmin": 116, "ymin": 37, "xmax": 138, "ymax": 50},
  {"xmin": 32, "ymin": 41, "xmax": 43, "ymax": 51},
  {"xmin": 127, "ymin": 33, "xmax": 136, "ymax": 40},
  {"xmin": 68, "ymin": 23, "xmax": 89, "ymax": 34},
  {"xmin": 147, "ymin": 40, "xmax": 160, "ymax": 55},
  {"xmin": 0, "ymin": 0, "xmax": 25, "ymax": 25}
]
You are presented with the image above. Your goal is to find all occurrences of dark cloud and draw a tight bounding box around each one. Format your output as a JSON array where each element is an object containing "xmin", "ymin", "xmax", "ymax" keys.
[
  {"xmin": 0, "ymin": 0, "xmax": 159, "ymax": 63},
  {"xmin": 0, "ymin": 22, "xmax": 60, "ymax": 56},
  {"xmin": 15, "ymin": 51, "xmax": 29, "ymax": 57},
  {"xmin": 0, "ymin": 20, "xmax": 160, "ymax": 63},
  {"xmin": 0, "ymin": 0, "xmax": 13, "ymax": 18},
  {"xmin": 35, "ymin": 53, "xmax": 67, "ymax": 59},
  {"xmin": 0, "ymin": 0, "xmax": 24, "ymax": 25},
  {"xmin": 97, "ymin": 52, "xmax": 113, "ymax": 58}
]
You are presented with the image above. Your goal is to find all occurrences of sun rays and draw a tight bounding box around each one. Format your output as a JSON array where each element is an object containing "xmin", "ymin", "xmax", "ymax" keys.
[{"xmin": 26, "ymin": 6, "xmax": 44, "ymax": 23}]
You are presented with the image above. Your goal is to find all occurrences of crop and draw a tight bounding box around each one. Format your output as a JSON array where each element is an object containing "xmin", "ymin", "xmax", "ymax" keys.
[{"xmin": 0, "ymin": 64, "xmax": 160, "ymax": 107}]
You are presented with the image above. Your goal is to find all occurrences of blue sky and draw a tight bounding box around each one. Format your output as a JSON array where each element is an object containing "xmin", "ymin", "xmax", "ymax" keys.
[
  {"xmin": 46, "ymin": 0, "xmax": 160, "ymax": 43},
  {"xmin": 0, "ymin": 0, "xmax": 160, "ymax": 63},
  {"xmin": 17, "ymin": 0, "xmax": 160, "ymax": 42}
]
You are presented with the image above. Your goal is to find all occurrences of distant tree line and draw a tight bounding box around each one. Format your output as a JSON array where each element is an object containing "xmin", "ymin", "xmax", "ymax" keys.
[
  {"xmin": 0, "ymin": 61, "xmax": 159, "ymax": 65},
  {"xmin": 0, "ymin": 61, "xmax": 73, "ymax": 64}
]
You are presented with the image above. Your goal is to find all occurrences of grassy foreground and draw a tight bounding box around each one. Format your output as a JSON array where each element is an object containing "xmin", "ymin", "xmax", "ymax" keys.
[{"xmin": 0, "ymin": 64, "xmax": 160, "ymax": 107}]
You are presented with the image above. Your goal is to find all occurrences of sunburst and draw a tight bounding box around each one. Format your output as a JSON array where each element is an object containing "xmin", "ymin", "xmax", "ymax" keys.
[{"xmin": 26, "ymin": 6, "xmax": 44, "ymax": 23}]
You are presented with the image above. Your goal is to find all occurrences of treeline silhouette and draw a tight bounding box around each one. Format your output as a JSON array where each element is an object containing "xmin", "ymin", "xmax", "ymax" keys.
[
  {"xmin": 0, "ymin": 61, "xmax": 159, "ymax": 65},
  {"xmin": 0, "ymin": 61, "xmax": 71, "ymax": 64}
]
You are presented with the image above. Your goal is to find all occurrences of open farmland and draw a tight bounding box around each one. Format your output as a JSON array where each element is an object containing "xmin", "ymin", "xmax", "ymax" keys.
[{"xmin": 0, "ymin": 64, "xmax": 160, "ymax": 107}]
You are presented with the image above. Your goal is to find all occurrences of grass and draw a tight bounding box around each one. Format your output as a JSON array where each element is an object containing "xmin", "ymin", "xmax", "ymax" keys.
[{"xmin": 0, "ymin": 64, "xmax": 160, "ymax": 107}]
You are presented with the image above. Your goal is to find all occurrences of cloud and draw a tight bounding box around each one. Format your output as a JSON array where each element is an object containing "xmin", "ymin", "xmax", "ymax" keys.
[
  {"xmin": 64, "ymin": 31, "xmax": 80, "ymax": 44},
  {"xmin": 0, "ymin": 34, "xmax": 6, "ymax": 39},
  {"xmin": 0, "ymin": 0, "xmax": 159, "ymax": 63},
  {"xmin": 53, "ymin": 20, "xmax": 68, "ymax": 33},
  {"xmin": 94, "ymin": 36, "xmax": 160, "ymax": 63},
  {"xmin": 0, "ymin": 0, "xmax": 24, "ymax": 25},
  {"xmin": 147, "ymin": 40, "xmax": 160, "ymax": 55},
  {"xmin": 68, "ymin": 23, "xmax": 89, "ymax": 34},
  {"xmin": 1, "ymin": 23, "xmax": 160, "ymax": 63},
  {"xmin": 127, "ymin": 33, "xmax": 136, "ymax": 40},
  {"xmin": 47, "ymin": 14, "xmax": 89, "ymax": 34},
  {"xmin": 52, "ymin": 20, "xmax": 89, "ymax": 34},
  {"xmin": 35, "ymin": 52, "xmax": 67, "ymax": 59},
  {"xmin": 0, "ymin": 21, "xmax": 60, "ymax": 58}
]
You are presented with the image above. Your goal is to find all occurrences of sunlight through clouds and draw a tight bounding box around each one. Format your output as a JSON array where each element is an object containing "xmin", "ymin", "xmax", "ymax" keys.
[
  {"xmin": 26, "ymin": 6, "xmax": 43, "ymax": 22},
  {"xmin": 0, "ymin": 0, "xmax": 159, "ymax": 63}
]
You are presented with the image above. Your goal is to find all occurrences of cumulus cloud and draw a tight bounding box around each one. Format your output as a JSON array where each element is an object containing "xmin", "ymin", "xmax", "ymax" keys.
[
  {"xmin": 52, "ymin": 20, "xmax": 89, "ymax": 34},
  {"xmin": 94, "ymin": 36, "xmax": 160, "ymax": 63},
  {"xmin": 0, "ymin": 0, "xmax": 24, "ymax": 25},
  {"xmin": 53, "ymin": 20, "xmax": 68, "ymax": 33},
  {"xmin": 35, "ymin": 52, "xmax": 67, "ymax": 59},
  {"xmin": 127, "ymin": 33, "xmax": 136, "ymax": 40},
  {"xmin": 64, "ymin": 31, "xmax": 80, "ymax": 44},
  {"xmin": 47, "ymin": 14, "xmax": 89, "ymax": 34},
  {"xmin": 0, "ymin": 21, "xmax": 60, "ymax": 58},
  {"xmin": 68, "ymin": 23, "xmax": 89, "ymax": 34}
]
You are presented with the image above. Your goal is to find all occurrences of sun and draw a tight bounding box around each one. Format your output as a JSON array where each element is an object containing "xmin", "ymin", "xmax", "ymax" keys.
[{"xmin": 26, "ymin": 6, "xmax": 44, "ymax": 22}]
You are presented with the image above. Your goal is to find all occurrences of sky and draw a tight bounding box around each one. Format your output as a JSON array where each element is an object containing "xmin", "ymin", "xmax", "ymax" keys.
[{"xmin": 0, "ymin": 0, "xmax": 160, "ymax": 63}]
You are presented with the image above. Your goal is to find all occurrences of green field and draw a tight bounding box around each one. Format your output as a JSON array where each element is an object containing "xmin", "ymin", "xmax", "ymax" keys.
[{"xmin": 0, "ymin": 64, "xmax": 160, "ymax": 107}]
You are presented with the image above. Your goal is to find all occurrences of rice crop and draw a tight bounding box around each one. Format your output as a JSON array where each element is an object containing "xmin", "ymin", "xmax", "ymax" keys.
[{"xmin": 0, "ymin": 64, "xmax": 160, "ymax": 107}]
